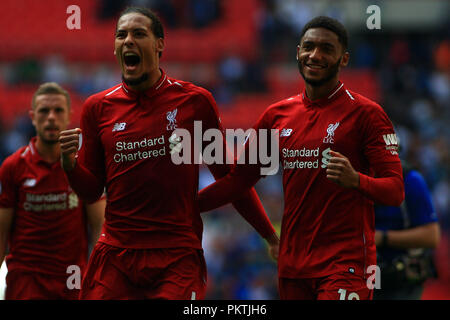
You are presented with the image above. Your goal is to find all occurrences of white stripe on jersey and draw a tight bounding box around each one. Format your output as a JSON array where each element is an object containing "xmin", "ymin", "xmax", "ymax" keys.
[
  {"xmin": 345, "ymin": 89, "xmax": 355, "ymax": 100},
  {"xmin": 155, "ymin": 75, "xmax": 167, "ymax": 90},
  {"xmin": 328, "ymin": 83, "xmax": 344, "ymax": 99},
  {"xmin": 105, "ymin": 85, "xmax": 123, "ymax": 96}
]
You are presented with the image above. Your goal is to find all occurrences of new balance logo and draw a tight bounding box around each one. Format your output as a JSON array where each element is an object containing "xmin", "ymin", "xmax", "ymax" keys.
[
  {"xmin": 280, "ymin": 128, "xmax": 293, "ymax": 137},
  {"xmin": 23, "ymin": 179, "xmax": 37, "ymax": 187},
  {"xmin": 112, "ymin": 122, "xmax": 126, "ymax": 132},
  {"xmin": 383, "ymin": 134, "xmax": 398, "ymax": 146}
]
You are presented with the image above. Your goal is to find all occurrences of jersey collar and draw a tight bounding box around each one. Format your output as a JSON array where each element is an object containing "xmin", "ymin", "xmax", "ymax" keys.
[
  {"xmin": 27, "ymin": 137, "xmax": 60, "ymax": 168},
  {"xmin": 301, "ymin": 82, "xmax": 346, "ymax": 107},
  {"xmin": 121, "ymin": 68, "xmax": 168, "ymax": 99}
]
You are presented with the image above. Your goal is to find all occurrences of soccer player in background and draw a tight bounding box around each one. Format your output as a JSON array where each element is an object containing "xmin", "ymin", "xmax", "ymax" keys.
[
  {"xmin": 0, "ymin": 82, "xmax": 105, "ymax": 300},
  {"xmin": 59, "ymin": 7, "xmax": 279, "ymax": 299},
  {"xmin": 198, "ymin": 16, "xmax": 405, "ymax": 300}
]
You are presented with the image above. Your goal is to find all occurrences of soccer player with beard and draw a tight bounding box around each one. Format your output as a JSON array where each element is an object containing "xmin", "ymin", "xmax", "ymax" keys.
[
  {"xmin": 198, "ymin": 16, "xmax": 405, "ymax": 300},
  {"xmin": 0, "ymin": 82, "xmax": 105, "ymax": 299},
  {"xmin": 58, "ymin": 7, "xmax": 279, "ymax": 299}
]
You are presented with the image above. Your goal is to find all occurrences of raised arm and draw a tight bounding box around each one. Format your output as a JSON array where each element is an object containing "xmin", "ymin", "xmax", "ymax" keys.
[{"xmin": 59, "ymin": 98, "xmax": 106, "ymax": 203}]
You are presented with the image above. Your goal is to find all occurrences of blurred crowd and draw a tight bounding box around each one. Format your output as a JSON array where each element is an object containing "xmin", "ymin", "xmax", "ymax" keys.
[{"xmin": 0, "ymin": 0, "xmax": 448, "ymax": 299}]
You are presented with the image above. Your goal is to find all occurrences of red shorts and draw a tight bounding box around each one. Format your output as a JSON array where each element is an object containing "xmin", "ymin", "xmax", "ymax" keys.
[
  {"xmin": 5, "ymin": 269, "xmax": 79, "ymax": 300},
  {"xmin": 279, "ymin": 272, "xmax": 373, "ymax": 300},
  {"xmin": 80, "ymin": 242, "xmax": 207, "ymax": 300}
]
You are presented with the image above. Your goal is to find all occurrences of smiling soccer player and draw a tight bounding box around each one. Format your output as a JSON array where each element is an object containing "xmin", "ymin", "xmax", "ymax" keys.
[{"xmin": 198, "ymin": 16, "xmax": 404, "ymax": 300}]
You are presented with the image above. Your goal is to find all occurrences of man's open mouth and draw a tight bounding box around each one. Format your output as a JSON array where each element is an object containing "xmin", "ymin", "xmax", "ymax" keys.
[{"xmin": 123, "ymin": 52, "xmax": 141, "ymax": 67}]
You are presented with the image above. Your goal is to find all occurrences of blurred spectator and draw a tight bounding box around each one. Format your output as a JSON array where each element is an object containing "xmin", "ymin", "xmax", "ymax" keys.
[
  {"xmin": 10, "ymin": 58, "xmax": 42, "ymax": 85},
  {"xmin": 374, "ymin": 162, "xmax": 441, "ymax": 300}
]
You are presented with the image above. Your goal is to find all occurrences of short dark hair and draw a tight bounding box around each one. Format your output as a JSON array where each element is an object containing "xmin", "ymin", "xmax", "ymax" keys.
[
  {"xmin": 32, "ymin": 82, "xmax": 71, "ymax": 110},
  {"xmin": 117, "ymin": 7, "xmax": 164, "ymax": 39},
  {"xmin": 300, "ymin": 16, "xmax": 348, "ymax": 51}
]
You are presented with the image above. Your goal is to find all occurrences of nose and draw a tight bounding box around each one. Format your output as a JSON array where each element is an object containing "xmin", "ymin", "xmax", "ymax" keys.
[
  {"xmin": 47, "ymin": 109, "xmax": 57, "ymax": 121},
  {"xmin": 124, "ymin": 32, "xmax": 135, "ymax": 47},
  {"xmin": 309, "ymin": 47, "xmax": 322, "ymax": 60}
]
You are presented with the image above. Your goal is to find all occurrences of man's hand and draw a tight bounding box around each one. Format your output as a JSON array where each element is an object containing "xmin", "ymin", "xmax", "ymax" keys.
[
  {"xmin": 59, "ymin": 128, "xmax": 82, "ymax": 171},
  {"xmin": 326, "ymin": 150, "xmax": 360, "ymax": 188},
  {"xmin": 374, "ymin": 230, "xmax": 383, "ymax": 246},
  {"xmin": 265, "ymin": 232, "xmax": 280, "ymax": 261}
]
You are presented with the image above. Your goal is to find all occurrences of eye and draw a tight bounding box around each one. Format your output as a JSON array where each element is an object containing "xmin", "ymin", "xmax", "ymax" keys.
[
  {"xmin": 116, "ymin": 31, "xmax": 126, "ymax": 39},
  {"xmin": 322, "ymin": 45, "xmax": 334, "ymax": 54},
  {"xmin": 134, "ymin": 30, "xmax": 146, "ymax": 37},
  {"xmin": 301, "ymin": 43, "xmax": 313, "ymax": 50},
  {"xmin": 38, "ymin": 108, "xmax": 49, "ymax": 114}
]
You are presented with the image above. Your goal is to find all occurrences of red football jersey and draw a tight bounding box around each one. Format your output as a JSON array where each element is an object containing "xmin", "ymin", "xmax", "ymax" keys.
[
  {"xmin": 67, "ymin": 69, "xmax": 275, "ymax": 249},
  {"xmin": 0, "ymin": 138, "xmax": 88, "ymax": 275},
  {"xmin": 254, "ymin": 83, "xmax": 402, "ymax": 279}
]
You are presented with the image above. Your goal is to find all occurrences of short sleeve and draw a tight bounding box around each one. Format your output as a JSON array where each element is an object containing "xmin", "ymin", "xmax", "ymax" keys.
[{"xmin": 404, "ymin": 170, "xmax": 438, "ymax": 227}]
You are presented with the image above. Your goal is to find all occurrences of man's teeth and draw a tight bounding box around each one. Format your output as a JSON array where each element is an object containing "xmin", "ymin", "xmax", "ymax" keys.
[{"xmin": 307, "ymin": 64, "xmax": 324, "ymax": 69}]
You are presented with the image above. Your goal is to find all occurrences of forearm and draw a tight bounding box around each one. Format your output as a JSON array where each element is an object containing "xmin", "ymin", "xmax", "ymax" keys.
[
  {"xmin": 201, "ymin": 165, "xmax": 276, "ymax": 241},
  {"xmin": 358, "ymin": 162, "xmax": 404, "ymax": 206},
  {"xmin": 0, "ymin": 234, "xmax": 7, "ymax": 266},
  {"xmin": 199, "ymin": 166, "xmax": 259, "ymax": 212},
  {"xmin": 86, "ymin": 198, "xmax": 106, "ymax": 247},
  {"xmin": 65, "ymin": 160, "xmax": 104, "ymax": 204},
  {"xmin": 231, "ymin": 188, "xmax": 277, "ymax": 240},
  {"xmin": 383, "ymin": 223, "xmax": 441, "ymax": 249}
]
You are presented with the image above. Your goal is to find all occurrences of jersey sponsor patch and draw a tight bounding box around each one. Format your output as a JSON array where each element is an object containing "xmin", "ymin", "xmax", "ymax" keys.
[{"xmin": 382, "ymin": 133, "xmax": 399, "ymax": 155}]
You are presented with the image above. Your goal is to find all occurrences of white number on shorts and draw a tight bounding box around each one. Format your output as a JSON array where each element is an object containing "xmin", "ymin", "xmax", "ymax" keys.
[{"xmin": 338, "ymin": 288, "xmax": 360, "ymax": 300}]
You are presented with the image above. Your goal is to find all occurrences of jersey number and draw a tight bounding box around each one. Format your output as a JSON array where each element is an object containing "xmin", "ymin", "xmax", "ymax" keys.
[{"xmin": 338, "ymin": 288, "xmax": 360, "ymax": 300}]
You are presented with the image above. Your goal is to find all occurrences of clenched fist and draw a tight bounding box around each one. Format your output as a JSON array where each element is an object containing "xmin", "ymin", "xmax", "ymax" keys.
[
  {"xmin": 59, "ymin": 128, "xmax": 82, "ymax": 171},
  {"xmin": 326, "ymin": 150, "xmax": 360, "ymax": 189}
]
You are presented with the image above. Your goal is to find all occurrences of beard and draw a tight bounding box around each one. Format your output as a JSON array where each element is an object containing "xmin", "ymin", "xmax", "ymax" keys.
[
  {"xmin": 122, "ymin": 73, "xmax": 150, "ymax": 87},
  {"xmin": 38, "ymin": 132, "xmax": 59, "ymax": 145},
  {"xmin": 298, "ymin": 57, "xmax": 342, "ymax": 87}
]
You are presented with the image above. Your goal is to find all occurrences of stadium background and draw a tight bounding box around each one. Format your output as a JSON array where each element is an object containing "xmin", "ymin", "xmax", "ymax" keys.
[{"xmin": 0, "ymin": 0, "xmax": 448, "ymax": 299}]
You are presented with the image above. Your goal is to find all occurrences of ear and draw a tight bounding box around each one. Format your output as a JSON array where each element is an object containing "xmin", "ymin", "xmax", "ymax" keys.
[
  {"xmin": 29, "ymin": 109, "xmax": 36, "ymax": 127},
  {"xmin": 156, "ymin": 37, "xmax": 165, "ymax": 55},
  {"xmin": 340, "ymin": 51, "xmax": 350, "ymax": 67}
]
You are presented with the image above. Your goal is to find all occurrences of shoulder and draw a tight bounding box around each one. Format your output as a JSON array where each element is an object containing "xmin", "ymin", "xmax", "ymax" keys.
[
  {"xmin": 346, "ymin": 89, "xmax": 386, "ymax": 115},
  {"xmin": 405, "ymin": 170, "xmax": 429, "ymax": 190},
  {"xmin": 260, "ymin": 94, "xmax": 301, "ymax": 123},
  {"xmin": 165, "ymin": 78, "xmax": 219, "ymax": 118},
  {"xmin": 84, "ymin": 84, "xmax": 124, "ymax": 108},
  {"xmin": 168, "ymin": 78, "xmax": 216, "ymax": 105},
  {"xmin": 0, "ymin": 145, "xmax": 28, "ymax": 174}
]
